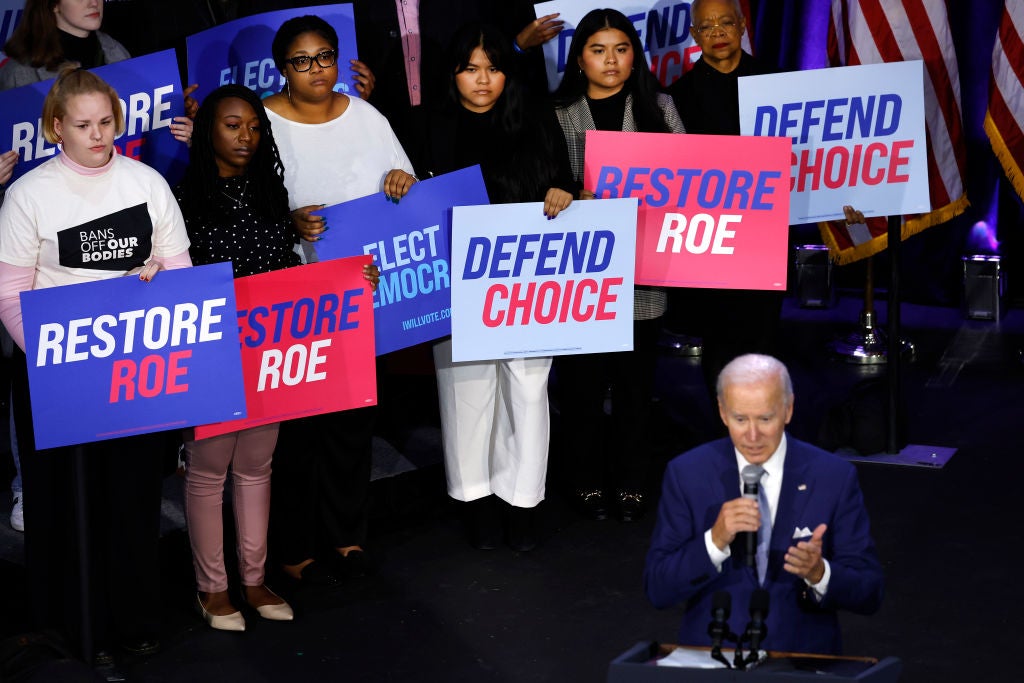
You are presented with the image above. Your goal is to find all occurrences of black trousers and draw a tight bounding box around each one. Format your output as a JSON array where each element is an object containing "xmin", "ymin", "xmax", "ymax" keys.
[
  {"xmin": 270, "ymin": 406, "xmax": 376, "ymax": 565},
  {"xmin": 11, "ymin": 350, "xmax": 164, "ymax": 656},
  {"xmin": 695, "ymin": 289, "xmax": 784, "ymax": 401},
  {"xmin": 554, "ymin": 317, "xmax": 661, "ymax": 495}
]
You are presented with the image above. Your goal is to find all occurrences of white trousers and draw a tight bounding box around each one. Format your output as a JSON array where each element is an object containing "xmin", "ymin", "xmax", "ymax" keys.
[{"xmin": 433, "ymin": 338, "xmax": 552, "ymax": 508}]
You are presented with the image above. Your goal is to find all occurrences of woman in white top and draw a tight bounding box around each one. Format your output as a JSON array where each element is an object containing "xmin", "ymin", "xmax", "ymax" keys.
[
  {"xmin": 261, "ymin": 14, "xmax": 416, "ymax": 585},
  {"xmin": 0, "ymin": 68, "xmax": 191, "ymax": 663}
]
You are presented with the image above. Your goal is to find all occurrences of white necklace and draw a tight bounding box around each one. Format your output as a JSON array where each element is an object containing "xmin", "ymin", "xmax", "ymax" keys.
[{"xmin": 220, "ymin": 179, "xmax": 249, "ymax": 208}]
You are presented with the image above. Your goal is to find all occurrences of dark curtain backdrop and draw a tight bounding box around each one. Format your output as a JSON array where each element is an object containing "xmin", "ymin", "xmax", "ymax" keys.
[
  {"xmin": 101, "ymin": 0, "xmax": 1024, "ymax": 306},
  {"xmin": 747, "ymin": 0, "xmax": 1022, "ymax": 306}
]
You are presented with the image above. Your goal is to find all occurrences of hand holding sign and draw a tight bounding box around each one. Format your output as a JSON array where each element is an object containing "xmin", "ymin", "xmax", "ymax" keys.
[
  {"xmin": 517, "ymin": 12, "xmax": 565, "ymax": 50},
  {"xmin": 584, "ymin": 131, "xmax": 791, "ymax": 291},
  {"xmin": 292, "ymin": 204, "xmax": 328, "ymax": 242},
  {"xmin": 0, "ymin": 149, "xmax": 16, "ymax": 186},
  {"xmin": 22, "ymin": 263, "xmax": 245, "ymax": 449}
]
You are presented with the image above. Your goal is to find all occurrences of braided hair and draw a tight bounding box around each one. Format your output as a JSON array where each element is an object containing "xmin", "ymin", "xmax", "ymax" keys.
[{"xmin": 175, "ymin": 84, "xmax": 291, "ymax": 225}]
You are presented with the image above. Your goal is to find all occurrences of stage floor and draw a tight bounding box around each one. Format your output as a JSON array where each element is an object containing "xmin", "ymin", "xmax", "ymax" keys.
[{"xmin": 0, "ymin": 294, "xmax": 1019, "ymax": 682}]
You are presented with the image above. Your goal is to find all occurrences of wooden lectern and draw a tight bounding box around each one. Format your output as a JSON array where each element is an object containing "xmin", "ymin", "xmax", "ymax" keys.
[{"xmin": 608, "ymin": 642, "xmax": 902, "ymax": 682}]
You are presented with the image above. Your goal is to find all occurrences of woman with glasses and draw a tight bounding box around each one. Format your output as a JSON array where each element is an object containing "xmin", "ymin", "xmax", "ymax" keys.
[
  {"xmin": 261, "ymin": 14, "xmax": 416, "ymax": 586},
  {"xmin": 666, "ymin": 0, "xmax": 783, "ymax": 409},
  {"xmin": 668, "ymin": 0, "xmax": 757, "ymax": 135},
  {"xmin": 552, "ymin": 7, "xmax": 684, "ymax": 524}
]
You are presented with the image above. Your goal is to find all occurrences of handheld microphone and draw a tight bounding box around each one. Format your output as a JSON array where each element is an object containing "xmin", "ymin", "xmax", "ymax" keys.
[
  {"xmin": 740, "ymin": 465, "xmax": 764, "ymax": 569},
  {"xmin": 707, "ymin": 591, "xmax": 733, "ymax": 668},
  {"xmin": 743, "ymin": 588, "xmax": 770, "ymax": 666}
]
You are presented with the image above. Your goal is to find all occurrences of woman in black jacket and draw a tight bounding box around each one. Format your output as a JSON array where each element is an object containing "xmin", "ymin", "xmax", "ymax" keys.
[{"xmin": 418, "ymin": 22, "xmax": 573, "ymax": 551}]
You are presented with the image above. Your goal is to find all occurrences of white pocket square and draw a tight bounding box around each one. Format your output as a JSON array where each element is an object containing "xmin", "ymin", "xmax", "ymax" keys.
[{"xmin": 793, "ymin": 526, "xmax": 813, "ymax": 539}]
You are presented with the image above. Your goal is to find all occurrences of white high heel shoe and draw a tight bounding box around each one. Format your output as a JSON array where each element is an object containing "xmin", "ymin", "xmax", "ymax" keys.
[
  {"xmin": 246, "ymin": 587, "xmax": 294, "ymax": 621},
  {"xmin": 196, "ymin": 594, "xmax": 246, "ymax": 632}
]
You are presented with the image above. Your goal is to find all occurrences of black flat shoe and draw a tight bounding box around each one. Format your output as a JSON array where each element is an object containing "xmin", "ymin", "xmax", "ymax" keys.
[
  {"xmin": 120, "ymin": 638, "xmax": 160, "ymax": 656},
  {"xmin": 94, "ymin": 653, "xmax": 127, "ymax": 683},
  {"xmin": 93, "ymin": 649, "xmax": 116, "ymax": 667},
  {"xmin": 330, "ymin": 548, "xmax": 377, "ymax": 578},
  {"xmin": 281, "ymin": 560, "xmax": 340, "ymax": 588},
  {"xmin": 575, "ymin": 489, "xmax": 610, "ymax": 521},
  {"xmin": 616, "ymin": 490, "xmax": 647, "ymax": 523}
]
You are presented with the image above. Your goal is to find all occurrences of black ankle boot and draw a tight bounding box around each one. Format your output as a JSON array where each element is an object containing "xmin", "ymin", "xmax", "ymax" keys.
[
  {"xmin": 506, "ymin": 504, "xmax": 538, "ymax": 552},
  {"xmin": 616, "ymin": 490, "xmax": 647, "ymax": 522},
  {"xmin": 575, "ymin": 489, "xmax": 610, "ymax": 520},
  {"xmin": 464, "ymin": 495, "xmax": 501, "ymax": 550}
]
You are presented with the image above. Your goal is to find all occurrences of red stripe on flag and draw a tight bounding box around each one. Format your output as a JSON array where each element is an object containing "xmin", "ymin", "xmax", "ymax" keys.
[
  {"xmin": 1000, "ymin": 5, "xmax": 1024, "ymax": 83},
  {"xmin": 821, "ymin": 0, "xmax": 968, "ymax": 264},
  {"xmin": 858, "ymin": 0, "xmax": 904, "ymax": 61},
  {"xmin": 989, "ymin": 84, "xmax": 1024, "ymax": 160},
  {"xmin": 987, "ymin": 1, "xmax": 1024, "ymax": 201},
  {"xmin": 903, "ymin": 0, "xmax": 967, "ymax": 182},
  {"xmin": 739, "ymin": 0, "xmax": 755, "ymax": 48},
  {"xmin": 828, "ymin": 0, "xmax": 845, "ymax": 65},
  {"xmin": 922, "ymin": 127, "xmax": 951, "ymax": 208}
]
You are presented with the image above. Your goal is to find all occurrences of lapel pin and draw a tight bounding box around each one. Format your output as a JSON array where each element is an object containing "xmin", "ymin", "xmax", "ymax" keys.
[{"xmin": 797, "ymin": 484, "xmax": 807, "ymax": 491}]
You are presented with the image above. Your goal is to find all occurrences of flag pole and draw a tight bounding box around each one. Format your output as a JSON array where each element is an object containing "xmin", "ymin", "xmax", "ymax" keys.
[{"xmin": 886, "ymin": 215, "xmax": 905, "ymax": 454}]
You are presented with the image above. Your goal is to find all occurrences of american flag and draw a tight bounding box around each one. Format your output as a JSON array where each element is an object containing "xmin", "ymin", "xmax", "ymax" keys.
[
  {"xmin": 740, "ymin": 0, "xmax": 754, "ymax": 55},
  {"xmin": 821, "ymin": 0, "xmax": 968, "ymax": 264},
  {"xmin": 985, "ymin": 0, "xmax": 1024, "ymax": 203}
]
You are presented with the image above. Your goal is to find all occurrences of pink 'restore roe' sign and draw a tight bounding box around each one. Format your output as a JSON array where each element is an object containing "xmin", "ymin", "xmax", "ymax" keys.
[
  {"xmin": 194, "ymin": 256, "xmax": 377, "ymax": 439},
  {"xmin": 583, "ymin": 131, "xmax": 792, "ymax": 290}
]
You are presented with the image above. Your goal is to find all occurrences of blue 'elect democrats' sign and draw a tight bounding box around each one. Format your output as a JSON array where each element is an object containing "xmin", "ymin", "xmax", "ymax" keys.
[
  {"xmin": 0, "ymin": 49, "xmax": 189, "ymax": 186},
  {"xmin": 21, "ymin": 263, "xmax": 246, "ymax": 449},
  {"xmin": 0, "ymin": 1, "xmax": 23, "ymax": 55},
  {"xmin": 186, "ymin": 4, "xmax": 358, "ymax": 104},
  {"xmin": 314, "ymin": 166, "xmax": 489, "ymax": 356}
]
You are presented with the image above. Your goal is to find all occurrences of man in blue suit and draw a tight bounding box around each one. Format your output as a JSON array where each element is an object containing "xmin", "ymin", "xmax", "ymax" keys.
[{"xmin": 644, "ymin": 354, "xmax": 883, "ymax": 655}]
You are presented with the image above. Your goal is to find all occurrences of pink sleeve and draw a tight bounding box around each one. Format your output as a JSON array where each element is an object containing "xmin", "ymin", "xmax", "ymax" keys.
[
  {"xmin": 151, "ymin": 249, "xmax": 193, "ymax": 271},
  {"xmin": 0, "ymin": 262, "xmax": 35, "ymax": 351}
]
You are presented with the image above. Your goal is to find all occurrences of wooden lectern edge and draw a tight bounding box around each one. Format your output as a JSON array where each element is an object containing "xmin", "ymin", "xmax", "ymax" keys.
[{"xmin": 656, "ymin": 643, "xmax": 879, "ymax": 665}]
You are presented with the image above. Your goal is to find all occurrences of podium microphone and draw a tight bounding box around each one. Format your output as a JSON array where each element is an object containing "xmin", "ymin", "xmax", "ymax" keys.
[
  {"xmin": 707, "ymin": 591, "xmax": 733, "ymax": 668},
  {"xmin": 743, "ymin": 588, "xmax": 770, "ymax": 667},
  {"xmin": 740, "ymin": 465, "xmax": 764, "ymax": 569}
]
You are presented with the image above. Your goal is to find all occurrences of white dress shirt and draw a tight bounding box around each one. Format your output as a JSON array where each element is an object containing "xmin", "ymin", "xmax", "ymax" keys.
[{"xmin": 703, "ymin": 434, "xmax": 830, "ymax": 597}]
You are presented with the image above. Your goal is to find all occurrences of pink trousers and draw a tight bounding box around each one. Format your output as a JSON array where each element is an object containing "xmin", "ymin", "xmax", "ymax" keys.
[{"xmin": 184, "ymin": 423, "xmax": 278, "ymax": 593}]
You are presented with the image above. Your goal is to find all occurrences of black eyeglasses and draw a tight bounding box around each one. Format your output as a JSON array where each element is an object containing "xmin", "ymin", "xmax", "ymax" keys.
[{"xmin": 284, "ymin": 49, "xmax": 338, "ymax": 72}]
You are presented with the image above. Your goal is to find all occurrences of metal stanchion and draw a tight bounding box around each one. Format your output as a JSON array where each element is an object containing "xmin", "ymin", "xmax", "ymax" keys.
[{"xmin": 829, "ymin": 252, "xmax": 914, "ymax": 365}]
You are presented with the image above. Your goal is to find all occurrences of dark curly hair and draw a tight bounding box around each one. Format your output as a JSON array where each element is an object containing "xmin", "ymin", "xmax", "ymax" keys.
[
  {"xmin": 175, "ymin": 84, "xmax": 290, "ymax": 225},
  {"xmin": 553, "ymin": 8, "xmax": 671, "ymax": 133},
  {"xmin": 271, "ymin": 15, "xmax": 339, "ymax": 76}
]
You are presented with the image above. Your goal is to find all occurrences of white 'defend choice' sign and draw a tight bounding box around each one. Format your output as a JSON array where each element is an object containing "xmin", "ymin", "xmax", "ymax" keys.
[
  {"xmin": 449, "ymin": 198, "xmax": 638, "ymax": 362},
  {"xmin": 738, "ymin": 60, "xmax": 928, "ymax": 224}
]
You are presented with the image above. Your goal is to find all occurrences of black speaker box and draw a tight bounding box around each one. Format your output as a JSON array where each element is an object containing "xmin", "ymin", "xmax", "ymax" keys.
[
  {"xmin": 794, "ymin": 245, "xmax": 834, "ymax": 308},
  {"xmin": 962, "ymin": 255, "xmax": 1005, "ymax": 321}
]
